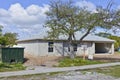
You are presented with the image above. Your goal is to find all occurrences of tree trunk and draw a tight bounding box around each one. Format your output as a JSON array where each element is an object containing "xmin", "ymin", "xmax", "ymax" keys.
[
  {"xmin": 69, "ymin": 43, "xmax": 75, "ymax": 59},
  {"xmin": 68, "ymin": 34, "xmax": 76, "ymax": 59},
  {"xmin": 79, "ymin": 29, "xmax": 91, "ymax": 60}
]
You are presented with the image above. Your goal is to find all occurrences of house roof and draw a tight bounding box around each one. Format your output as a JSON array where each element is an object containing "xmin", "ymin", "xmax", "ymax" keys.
[
  {"xmin": 18, "ymin": 34, "xmax": 115, "ymax": 43},
  {"xmin": 77, "ymin": 34, "xmax": 115, "ymax": 42}
]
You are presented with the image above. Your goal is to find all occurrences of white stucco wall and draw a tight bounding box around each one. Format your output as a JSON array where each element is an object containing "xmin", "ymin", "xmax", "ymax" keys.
[
  {"xmin": 76, "ymin": 42, "xmax": 94, "ymax": 55},
  {"xmin": 111, "ymin": 43, "xmax": 114, "ymax": 54},
  {"xmin": 18, "ymin": 41, "xmax": 64, "ymax": 56},
  {"xmin": 37, "ymin": 41, "xmax": 48, "ymax": 56},
  {"xmin": 18, "ymin": 41, "xmax": 39, "ymax": 56},
  {"xmin": 54, "ymin": 42, "xmax": 64, "ymax": 56},
  {"xmin": 18, "ymin": 40, "xmax": 114, "ymax": 57},
  {"xmin": 62, "ymin": 42, "xmax": 94, "ymax": 56}
]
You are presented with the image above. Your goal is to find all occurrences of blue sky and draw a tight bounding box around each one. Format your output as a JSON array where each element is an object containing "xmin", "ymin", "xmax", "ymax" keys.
[
  {"xmin": 0, "ymin": 0, "xmax": 120, "ymax": 9},
  {"xmin": 0, "ymin": 0, "xmax": 120, "ymax": 39}
]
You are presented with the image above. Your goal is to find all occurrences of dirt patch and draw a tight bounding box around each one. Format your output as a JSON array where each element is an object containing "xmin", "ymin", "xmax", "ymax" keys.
[
  {"xmin": 23, "ymin": 53, "xmax": 61, "ymax": 67},
  {"xmin": 24, "ymin": 52, "xmax": 120, "ymax": 67},
  {"xmin": 94, "ymin": 52, "xmax": 120, "ymax": 62}
]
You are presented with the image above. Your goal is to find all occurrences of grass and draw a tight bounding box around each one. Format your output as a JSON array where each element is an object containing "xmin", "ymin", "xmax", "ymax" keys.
[
  {"xmin": 2, "ymin": 73, "xmax": 48, "ymax": 80},
  {"xmin": 57, "ymin": 57, "xmax": 103, "ymax": 67},
  {"xmin": 117, "ymin": 51, "xmax": 120, "ymax": 53},
  {"xmin": 83, "ymin": 65, "xmax": 120, "ymax": 78},
  {"xmin": 0, "ymin": 62, "xmax": 26, "ymax": 72}
]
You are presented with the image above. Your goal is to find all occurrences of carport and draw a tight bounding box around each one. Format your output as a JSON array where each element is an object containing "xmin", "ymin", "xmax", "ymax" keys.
[
  {"xmin": 95, "ymin": 43, "xmax": 112, "ymax": 54},
  {"xmin": 80, "ymin": 34, "xmax": 115, "ymax": 54}
]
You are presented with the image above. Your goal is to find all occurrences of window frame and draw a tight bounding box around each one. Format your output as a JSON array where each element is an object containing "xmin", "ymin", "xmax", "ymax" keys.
[{"xmin": 48, "ymin": 42, "xmax": 54, "ymax": 52}]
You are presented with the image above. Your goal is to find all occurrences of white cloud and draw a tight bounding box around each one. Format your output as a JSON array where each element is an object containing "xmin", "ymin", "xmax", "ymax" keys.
[
  {"xmin": 0, "ymin": 3, "xmax": 49, "ymax": 39},
  {"xmin": 76, "ymin": 1, "xmax": 96, "ymax": 12},
  {"xmin": 0, "ymin": 9, "xmax": 9, "ymax": 17},
  {"xmin": 0, "ymin": 1, "xmax": 97, "ymax": 39}
]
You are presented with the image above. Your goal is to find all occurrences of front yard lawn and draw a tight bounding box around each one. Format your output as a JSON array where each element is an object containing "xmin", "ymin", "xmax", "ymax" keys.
[
  {"xmin": 0, "ymin": 62, "xmax": 26, "ymax": 72},
  {"xmin": 57, "ymin": 57, "xmax": 103, "ymax": 67}
]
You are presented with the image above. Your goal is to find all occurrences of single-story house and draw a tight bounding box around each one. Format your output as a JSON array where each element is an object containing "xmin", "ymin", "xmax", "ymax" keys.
[{"xmin": 17, "ymin": 34, "xmax": 115, "ymax": 57}]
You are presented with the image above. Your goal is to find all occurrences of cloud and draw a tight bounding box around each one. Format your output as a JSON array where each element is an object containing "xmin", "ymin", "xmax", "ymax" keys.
[
  {"xmin": 0, "ymin": 3, "xmax": 49, "ymax": 39},
  {"xmin": 0, "ymin": 1, "xmax": 97, "ymax": 39},
  {"xmin": 75, "ymin": 1, "xmax": 96, "ymax": 12}
]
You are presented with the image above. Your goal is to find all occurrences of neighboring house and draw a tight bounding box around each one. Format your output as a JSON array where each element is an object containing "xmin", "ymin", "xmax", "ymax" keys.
[{"xmin": 17, "ymin": 34, "xmax": 115, "ymax": 57}]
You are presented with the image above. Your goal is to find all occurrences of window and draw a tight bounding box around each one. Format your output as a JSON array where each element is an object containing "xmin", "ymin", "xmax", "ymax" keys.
[
  {"xmin": 74, "ymin": 44, "xmax": 77, "ymax": 51},
  {"xmin": 48, "ymin": 42, "xmax": 54, "ymax": 52}
]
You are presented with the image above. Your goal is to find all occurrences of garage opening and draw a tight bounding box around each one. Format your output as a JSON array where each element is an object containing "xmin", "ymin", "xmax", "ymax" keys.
[{"xmin": 95, "ymin": 43, "xmax": 111, "ymax": 54}]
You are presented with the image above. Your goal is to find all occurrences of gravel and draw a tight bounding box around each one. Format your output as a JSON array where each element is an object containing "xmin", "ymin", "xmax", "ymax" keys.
[
  {"xmin": 48, "ymin": 71, "xmax": 119, "ymax": 80},
  {"xmin": 1, "ymin": 71, "xmax": 120, "ymax": 80}
]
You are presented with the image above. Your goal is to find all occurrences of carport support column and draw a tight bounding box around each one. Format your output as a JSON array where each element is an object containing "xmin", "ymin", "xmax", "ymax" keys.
[
  {"xmin": 93, "ymin": 42, "xmax": 95, "ymax": 54},
  {"xmin": 111, "ymin": 43, "xmax": 114, "ymax": 54}
]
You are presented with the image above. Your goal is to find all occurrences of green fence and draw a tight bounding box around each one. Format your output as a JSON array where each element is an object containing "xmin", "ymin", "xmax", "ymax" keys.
[{"xmin": 0, "ymin": 48, "xmax": 24, "ymax": 63}]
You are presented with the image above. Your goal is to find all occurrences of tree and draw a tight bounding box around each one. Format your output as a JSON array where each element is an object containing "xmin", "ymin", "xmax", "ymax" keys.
[
  {"xmin": 45, "ymin": 0, "xmax": 120, "ymax": 59},
  {"xmin": 0, "ymin": 36, "xmax": 8, "ymax": 46},
  {"xmin": 0, "ymin": 33, "xmax": 18, "ymax": 47},
  {"xmin": 0, "ymin": 25, "xmax": 3, "ymax": 36},
  {"xmin": 0, "ymin": 25, "xmax": 18, "ymax": 47},
  {"xmin": 95, "ymin": 32, "xmax": 112, "ymax": 38},
  {"xmin": 108, "ymin": 36, "xmax": 120, "ymax": 50},
  {"xmin": 3, "ymin": 32, "xmax": 18, "ymax": 46}
]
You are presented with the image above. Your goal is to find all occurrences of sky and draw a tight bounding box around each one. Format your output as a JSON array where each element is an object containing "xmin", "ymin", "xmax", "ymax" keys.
[{"xmin": 0, "ymin": 0, "xmax": 120, "ymax": 39}]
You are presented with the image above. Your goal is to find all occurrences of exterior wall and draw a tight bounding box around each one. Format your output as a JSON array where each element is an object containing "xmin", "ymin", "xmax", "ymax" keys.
[
  {"xmin": 76, "ymin": 42, "xmax": 94, "ymax": 55},
  {"xmin": 40, "ymin": 41, "xmax": 64, "ymax": 56},
  {"xmin": 63, "ymin": 42, "xmax": 94, "ymax": 56},
  {"xmin": 53, "ymin": 42, "xmax": 64, "ymax": 56},
  {"xmin": 18, "ymin": 40, "xmax": 114, "ymax": 57},
  {"xmin": 18, "ymin": 41, "xmax": 64, "ymax": 57},
  {"xmin": 111, "ymin": 43, "xmax": 114, "ymax": 54},
  {"xmin": 18, "ymin": 41, "xmax": 39, "ymax": 56},
  {"xmin": 37, "ymin": 41, "xmax": 48, "ymax": 56},
  {"xmin": 63, "ymin": 42, "xmax": 69, "ymax": 56}
]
